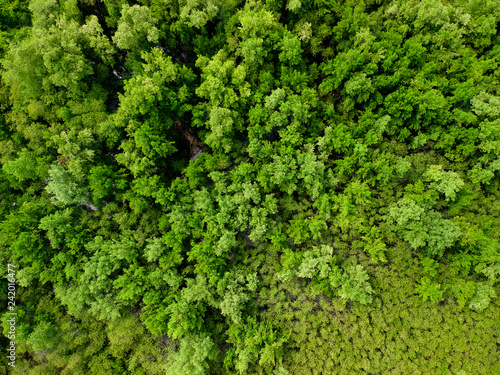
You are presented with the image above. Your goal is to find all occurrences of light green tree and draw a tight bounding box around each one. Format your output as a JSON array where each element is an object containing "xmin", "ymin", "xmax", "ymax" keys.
[
  {"xmin": 113, "ymin": 5, "xmax": 160, "ymax": 50},
  {"xmin": 45, "ymin": 164, "xmax": 87, "ymax": 206}
]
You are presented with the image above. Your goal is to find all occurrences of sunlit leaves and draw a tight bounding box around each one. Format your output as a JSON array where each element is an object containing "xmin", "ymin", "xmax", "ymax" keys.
[
  {"xmin": 468, "ymin": 283, "xmax": 496, "ymax": 311},
  {"xmin": 337, "ymin": 265, "xmax": 373, "ymax": 305},
  {"xmin": 113, "ymin": 5, "xmax": 159, "ymax": 50},
  {"xmin": 387, "ymin": 197, "xmax": 462, "ymax": 256},
  {"xmin": 113, "ymin": 48, "xmax": 195, "ymax": 179},
  {"xmin": 167, "ymin": 275, "xmax": 212, "ymax": 339},
  {"xmin": 26, "ymin": 320, "xmax": 59, "ymax": 351},
  {"xmin": 2, "ymin": 148, "xmax": 44, "ymax": 181},
  {"xmin": 45, "ymin": 164, "xmax": 87, "ymax": 206},
  {"xmin": 415, "ymin": 277, "xmax": 444, "ymax": 302},
  {"xmin": 447, "ymin": 279, "xmax": 476, "ymax": 309},
  {"xmin": 387, "ymin": 197, "xmax": 425, "ymax": 227},
  {"xmin": 2, "ymin": 0, "xmax": 500, "ymax": 373},
  {"xmin": 218, "ymin": 275, "xmax": 250, "ymax": 324},
  {"xmin": 177, "ymin": 0, "xmax": 227, "ymax": 29},
  {"xmin": 471, "ymin": 91, "xmax": 500, "ymax": 119},
  {"xmin": 361, "ymin": 227, "xmax": 388, "ymax": 264},
  {"xmin": 423, "ymin": 164, "xmax": 464, "ymax": 201},
  {"xmin": 279, "ymin": 31, "xmax": 302, "ymax": 65},
  {"xmin": 227, "ymin": 317, "xmax": 288, "ymax": 374},
  {"xmin": 166, "ymin": 334, "xmax": 218, "ymax": 375}
]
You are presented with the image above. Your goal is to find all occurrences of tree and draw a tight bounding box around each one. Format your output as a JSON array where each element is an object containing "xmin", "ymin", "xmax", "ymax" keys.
[
  {"xmin": 113, "ymin": 5, "xmax": 160, "ymax": 51},
  {"xmin": 166, "ymin": 334, "xmax": 218, "ymax": 375},
  {"xmin": 423, "ymin": 164, "xmax": 464, "ymax": 201},
  {"xmin": 387, "ymin": 197, "xmax": 462, "ymax": 256},
  {"xmin": 1, "ymin": 0, "xmax": 500, "ymax": 373},
  {"xmin": 45, "ymin": 164, "xmax": 87, "ymax": 206},
  {"xmin": 2, "ymin": 148, "xmax": 46, "ymax": 182}
]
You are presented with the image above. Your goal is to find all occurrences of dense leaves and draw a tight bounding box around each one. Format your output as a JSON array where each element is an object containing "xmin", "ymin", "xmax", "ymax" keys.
[{"xmin": 1, "ymin": 0, "xmax": 499, "ymax": 374}]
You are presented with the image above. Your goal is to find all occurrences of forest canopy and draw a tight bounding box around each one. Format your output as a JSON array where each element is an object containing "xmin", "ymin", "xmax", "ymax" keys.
[{"xmin": 0, "ymin": 0, "xmax": 499, "ymax": 374}]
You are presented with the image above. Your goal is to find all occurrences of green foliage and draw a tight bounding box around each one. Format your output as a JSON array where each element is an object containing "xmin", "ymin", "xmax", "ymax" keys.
[
  {"xmin": 26, "ymin": 321, "xmax": 59, "ymax": 351},
  {"xmin": 415, "ymin": 277, "xmax": 444, "ymax": 302},
  {"xmin": 227, "ymin": 317, "xmax": 289, "ymax": 374},
  {"xmin": 166, "ymin": 274, "xmax": 213, "ymax": 339},
  {"xmin": 387, "ymin": 197, "xmax": 462, "ymax": 256},
  {"xmin": 165, "ymin": 334, "xmax": 217, "ymax": 375},
  {"xmin": 337, "ymin": 265, "xmax": 374, "ymax": 305},
  {"xmin": 271, "ymin": 247, "xmax": 500, "ymax": 374},
  {"xmin": 2, "ymin": 148, "xmax": 46, "ymax": 181},
  {"xmin": 448, "ymin": 279, "xmax": 476, "ymax": 309},
  {"xmin": 87, "ymin": 165, "xmax": 127, "ymax": 205},
  {"xmin": 1, "ymin": 0, "xmax": 499, "ymax": 373},
  {"xmin": 177, "ymin": 0, "xmax": 230, "ymax": 29},
  {"xmin": 423, "ymin": 164, "xmax": 464, "ymax": 201},
  {"xmin": 387, "ymin": 197, "xmax": 425, "ymax": 227},
  {"xmin": 45, "ymin": 164, "xmax": 87, "ymax": 206},
  {"xmin": 361, "ymin": 227, "xmax": 388, "ymax": 264},
  {"xmin": 468, "ymin": 283, "xmax": 496, "ymax": 312},
  {"xmin": 421, "ymin": 257, "xmax": 439, "ymax": 277},
  {"xmin": 113, "ymin": 5, "xmax": 160, "ymax": 50}
]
